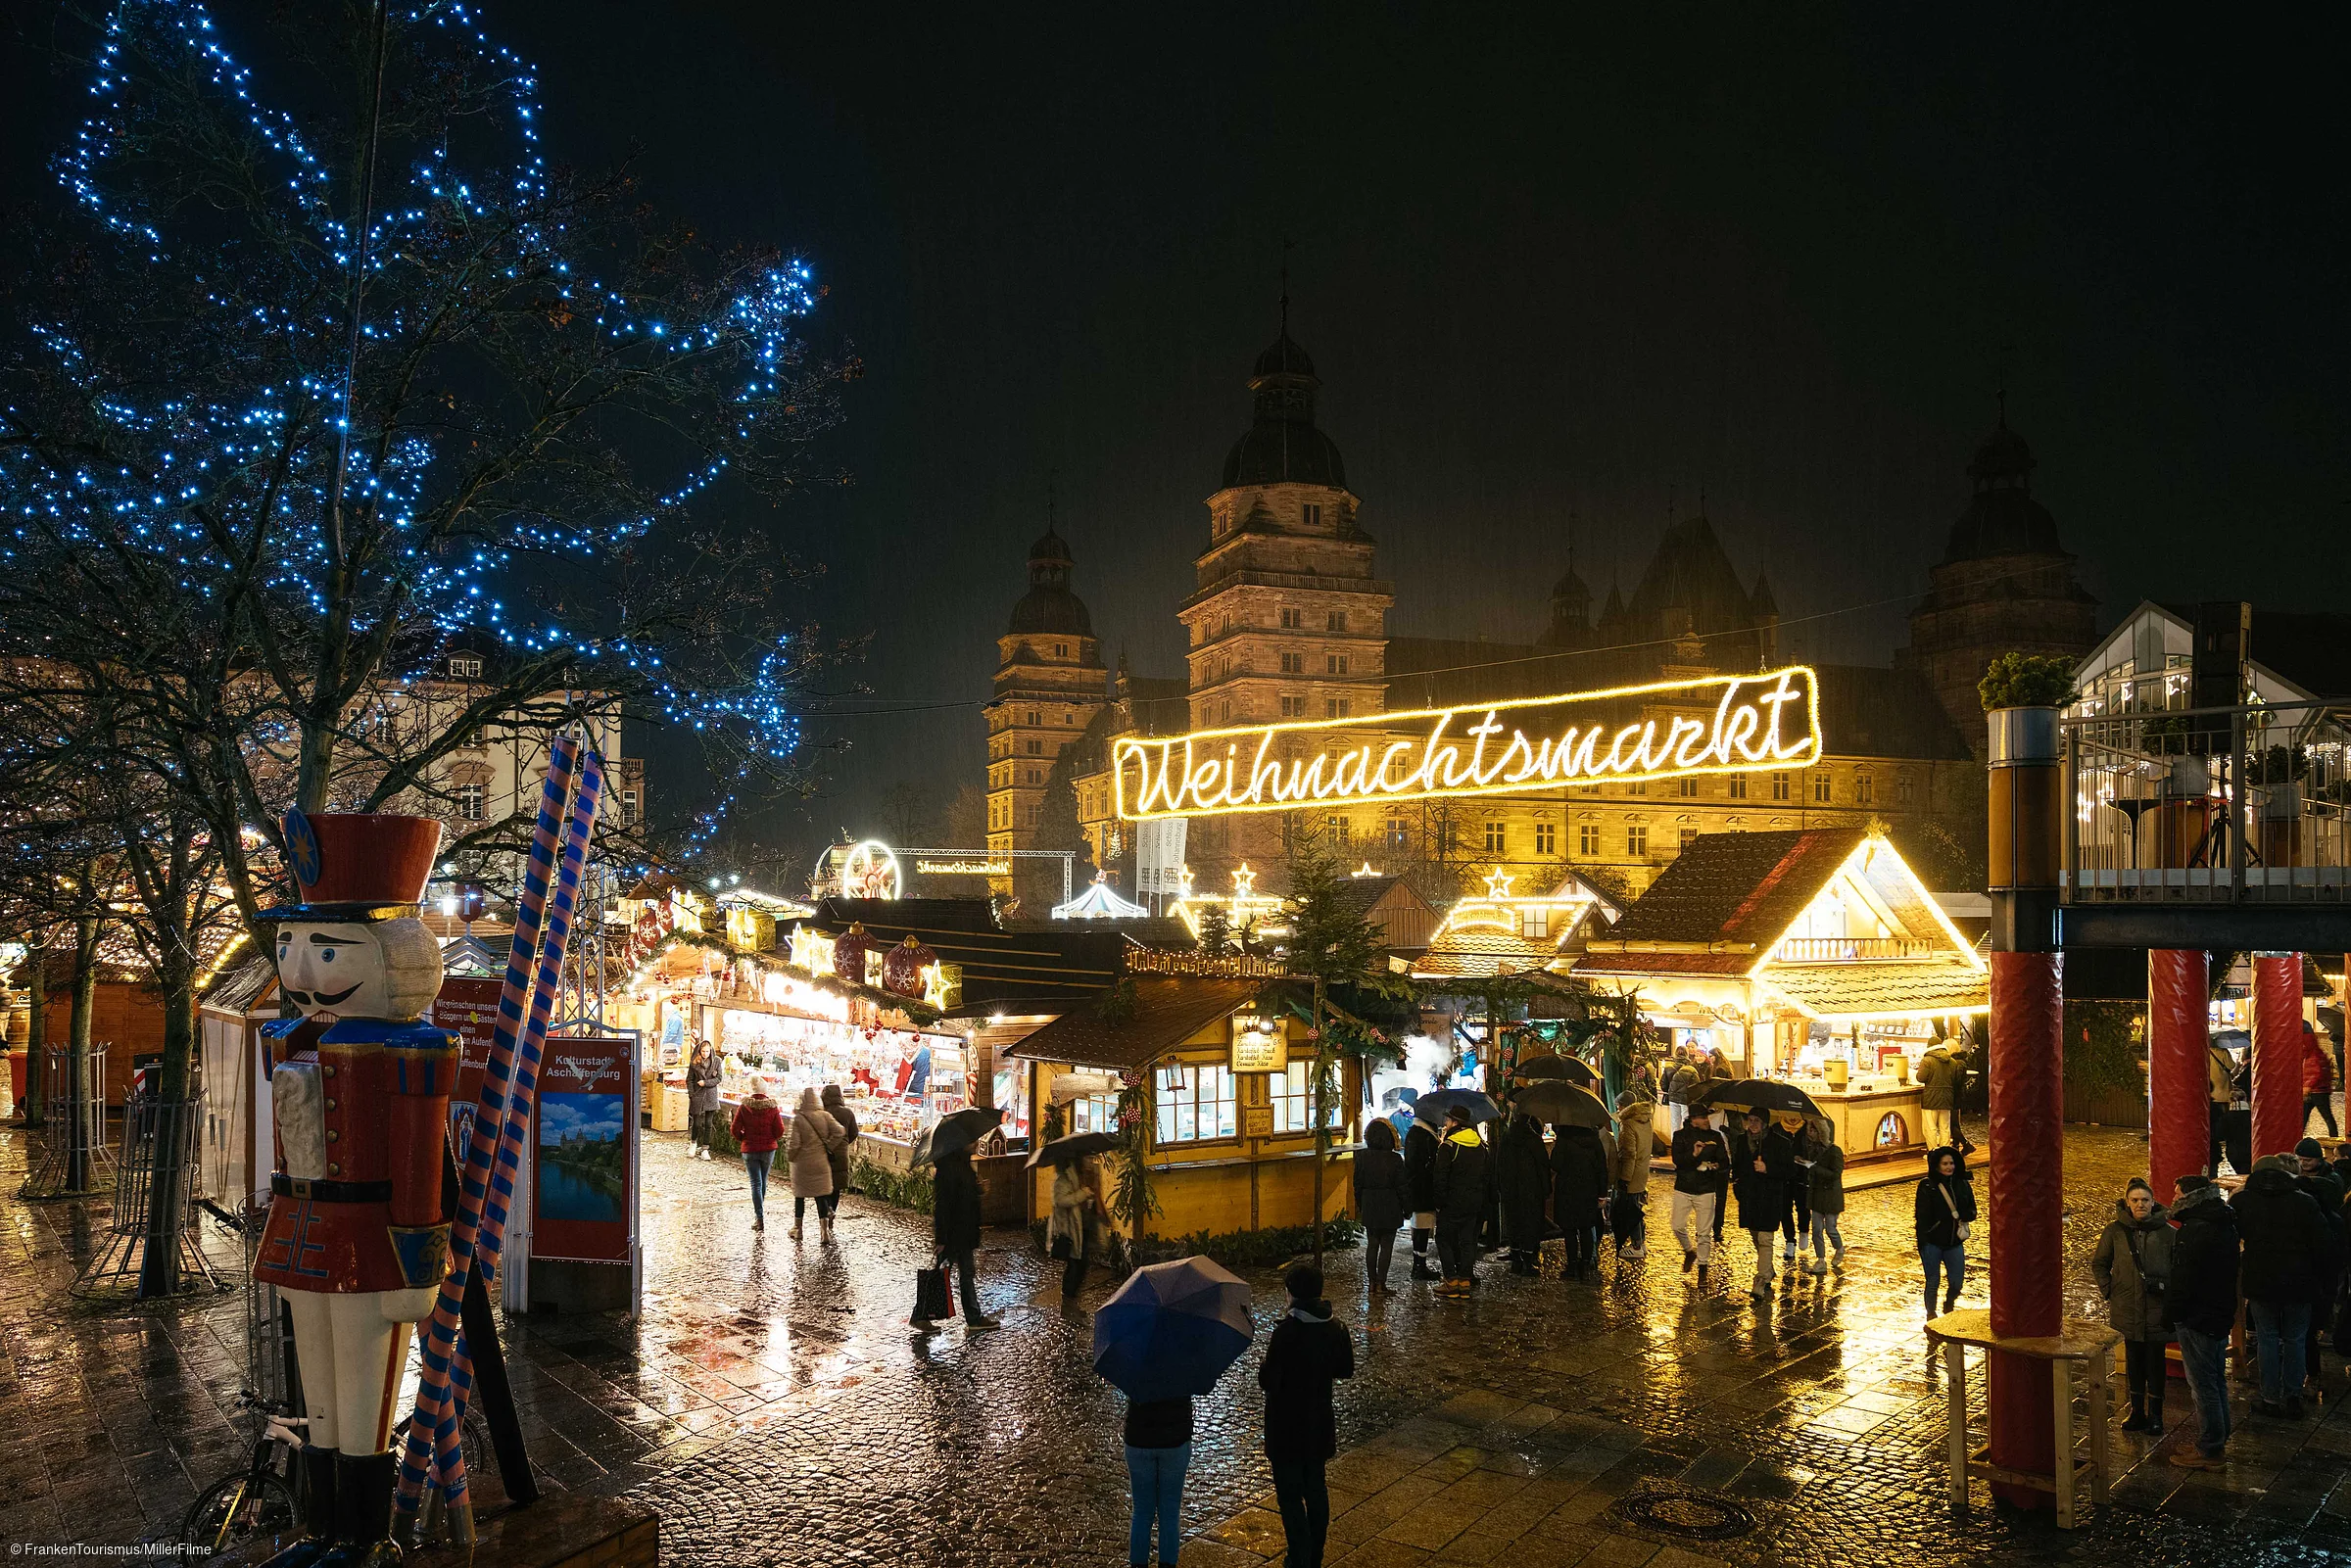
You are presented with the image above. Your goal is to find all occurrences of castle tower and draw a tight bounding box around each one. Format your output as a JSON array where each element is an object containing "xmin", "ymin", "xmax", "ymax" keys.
[
  {"xmin": 984, "ymin": 524, "xmax": 1107, "ymax": 874},
  {"xmin": 1541, "ymin": 550, "xmax": 1594, "ymax": 649},
  {"xmin": 1897, "ymin": 410, "xmax": 2098, "ymax": 750},
  {"xmin": 1178, "ymin": 316, "xmax": 1392, "ymax": 732}
]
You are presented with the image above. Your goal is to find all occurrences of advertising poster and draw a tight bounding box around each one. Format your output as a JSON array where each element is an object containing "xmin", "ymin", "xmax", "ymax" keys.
[{"xmin": 531, "ymin": 1035, "xmax": 635, "ymax": 1263}]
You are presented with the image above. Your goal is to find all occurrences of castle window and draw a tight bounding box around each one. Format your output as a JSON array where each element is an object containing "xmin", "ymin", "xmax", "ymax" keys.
[
  {"xmin": 1326, "ymin": 697, "xmax": 1350, "ymax": 718},
  {"xmin": 1483, "ymin": 821, "xmax": 1507, "ymax": 854},
  {"xmin": 1728, "ymin": 775, "xmax": 1749, "ymax": 800},
  {"xmin": 1027, "ymin": 739, "xmax": 1042, "ymax": 755},
  {"xmin": 1327, "ymin": 611, "xmax": 1346, "ymax": 633},
  {"xmin": 1577, "ymin": 824, "xmax": 1601, "ymax": 856},
  {"xmin": 1813, "ymin": 772, "xmax": 1833, "ymax": 804},
  {"xmin": 1281, "ymin": 652, "xmax": 1305, "ymax": 674},
  {"xmin": 1027, "ymin": 769, "xmax": 1041, "ymax": 784},
  {"xmin": 1054, "ymin": 642, "xmax": 1069, "ymax": 658},
  {"xmin": 1534, "ymin": 821, "xmax": 1557, "ymax": 856},
  {"xmin": 455, "ymin": 784, "xmax": 485, "ymax": 822},
  {"xmin": 1280, "ymin": 607, "xmax": 1301, "ymax": 630},
  {"xmin": 449, "ymin": 656, "xmax": 482, "ymax": 680},
  {"xmin": 1681, "ymin": 826, "xmax": 1700, "ymax": 850},
  {"xmin": 1221, "ymin": 699, "xmax": 1231, "ymax": 723},
  {"xmin": 1386, "ymin": 817, "xmax": 1409, "ymax": 850},
  {"xmin": 1626, "ymin": 824, "xmax": 1650, "ymax": 857},
  {"xmin": 1280, "ymin": 695, "xmax": 1306, "ymax": 717},
  {"xmin": 1327, "ymin": 816, "xmax": 1351, "ymax": 848},
  {"xmin": 1623, "ymin": 780, "xmax": 1646, "ymax": 795},
  {"xmin": 1897, "ymin": 772, "xmax": 1915, "ymax": 807},
  {"xmin": 1301, "ymin": 502, "xmax": 1322, "ymax": 528},
  {"xmin": 1325, "ymin": 653, "xmax": 1349, "ymax": 675},
  {"xmin": 1854, "ymin": 772, "xmax": 1874, "ymax": 805},
  {"xmin": 621, "ymin": 789, "xmax": 640, "ymax": 827},
  {"xmin": 1028, "ymin": 710, "xmax": 1039, "ymax": 726},
  {"xmin": 1678, "ymin": 776, "xmax": 1700, "ymax": 797},
  {"xmin": 1771, "ymin": 772, "xmax": 1791, "ymax": 801}
]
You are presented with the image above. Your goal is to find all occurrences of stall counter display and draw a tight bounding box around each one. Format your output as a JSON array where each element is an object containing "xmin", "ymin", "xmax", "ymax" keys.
[{"xmin": 713, "ymin": 1005, "xmax": 968, "ymax": 1145}]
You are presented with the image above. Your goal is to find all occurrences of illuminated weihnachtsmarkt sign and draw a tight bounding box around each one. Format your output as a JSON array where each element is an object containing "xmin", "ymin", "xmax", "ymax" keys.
[{"xmin": 1114, "ymin": 666, "xmax": 1821, "ymax": 822}]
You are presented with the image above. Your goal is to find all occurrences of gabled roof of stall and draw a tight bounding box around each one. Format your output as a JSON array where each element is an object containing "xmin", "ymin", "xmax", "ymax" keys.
[
  {"xmin": 1578, "ymin": 827, "xmax": 1869, "ymax": 975},
  {"xmin": 1001, "ymin": 977, "xmax": 1266, "ymax": 1071}
]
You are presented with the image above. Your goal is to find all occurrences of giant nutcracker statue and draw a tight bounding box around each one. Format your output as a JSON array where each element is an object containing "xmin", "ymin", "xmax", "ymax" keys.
[{"xmin": 256, "ymin": 811, "xmax": 456, "ymax": 1566}]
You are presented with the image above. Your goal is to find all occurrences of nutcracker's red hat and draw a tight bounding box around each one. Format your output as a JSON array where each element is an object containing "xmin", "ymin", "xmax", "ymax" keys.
[{"xmin": 263, "ymin": 810, "xmax": 444, "ymax": 921}]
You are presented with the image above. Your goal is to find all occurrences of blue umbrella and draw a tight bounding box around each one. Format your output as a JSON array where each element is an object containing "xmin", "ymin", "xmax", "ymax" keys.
[
  {"xmin": 1092, "ymin": 1257, "xmax": 1254, "ymax": 1403},
  {"xmin": 1411, "ymin": 1088, "xmax": 1500, "ymax": 1125}
]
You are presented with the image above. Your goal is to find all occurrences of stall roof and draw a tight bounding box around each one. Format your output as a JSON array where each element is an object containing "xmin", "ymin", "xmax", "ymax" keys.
[
  {"xmin": 1582, "ymin": 828, "xmax": 1869, "ymax": 977},
  {"xmin": 807, "ymin": 899, "xmax": 1125, "ymax": 1014},
  {"xmin": 1002, "ymin": 977, "xmax": 1265, "ymax": 1071},
  {"xmin": 1761, "ymin": 964, "xmax": 1990, "ymax": 1021}
]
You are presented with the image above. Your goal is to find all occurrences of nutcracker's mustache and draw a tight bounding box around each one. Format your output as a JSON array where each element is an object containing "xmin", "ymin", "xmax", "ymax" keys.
[{"xmin": 286, "ymin": 982, "xmax": 362, "ymax": 1008}]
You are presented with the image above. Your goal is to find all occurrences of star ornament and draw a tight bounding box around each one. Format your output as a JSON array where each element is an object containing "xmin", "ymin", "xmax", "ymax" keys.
[
  {"xmin": 1481, "ymin": 868, "xmax": 1517, "ymax": 900},
  {"xmin": 1231, "ymin": 863, "xmax": 1257, "ymax": 899}
]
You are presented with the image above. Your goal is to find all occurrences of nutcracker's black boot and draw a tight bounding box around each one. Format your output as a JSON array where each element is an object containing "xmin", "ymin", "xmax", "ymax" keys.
[
  {"xmin": 258, "ymin": 1445, "xmax": 338, "ymax": 1567},
  {"xmin": 318, "ymin": 1449, "xmax": 404, "ymax": 1566}
]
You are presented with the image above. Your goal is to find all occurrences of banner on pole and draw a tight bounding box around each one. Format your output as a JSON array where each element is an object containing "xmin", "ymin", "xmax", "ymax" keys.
[{"xmin": 530, "ymin": 1035, "xmax": 635, "ymax": 1263}]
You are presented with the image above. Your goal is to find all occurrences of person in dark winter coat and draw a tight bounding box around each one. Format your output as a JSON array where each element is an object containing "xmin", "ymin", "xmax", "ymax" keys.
[
  {"xmin": 1550, "ymin": 1124, "xmax": 1610, "ymax": 1283},
  {"xmin": 821, "ymin": 1083, "xmax": 860, "ymax": 1192},
  {"xmin": 1663, "ymin": 1051, "xmax": 1701, "ymax": 1133},
  {"xmin": 2092, "ymin": 1178, "xmax": 2176, "ymax": 1433},
  {"xmin": 686, "ymin": 1038, "xmax": 724, "ymax": 1159},
  {"xmin": 1493, "ymin": 1115, "xmax": 1552, "ymax": 1276},
  {"xmin": 2232, "ymin": 1153, "xmax": 2337, "ymax": 1416},
  {"xmin": 1731, "ymin": 1112, "xmax": 1795, "ymax": 1303},
  {"xmin": 1669, "ymin": 1115, "xmax": 1730, "ymax": 1287},
  {"xmin": 2305, "ymin": 1022, "xmax": 2339, "ymax": 1138},
  {"xmin": 2295, "ymin": 1139, "xmax": 2345, "ymax": 1394},
  {"xmin": 1431, "ymin": 1110, "xmax": 1493, "ymax": 1294},
  {"xmin": 1260, "ymin": 1264, "xmax": 1355, "ymax": 1568},
  {"xmin": 2166, "ymin": 1176, "xmax": 2240, "ymax": 1469},
  {"xmin": 1914, "ymin": 1146, "xmax": 1976, "ymax": 1317},
  {"xmin": 1352, "ymin": 1119, "xmax": 1408, "ymax": 1292},
  {"xmin": 1800, "ymin": 1136, "xmax": 1846, "ymax": 1274},
  {"xmin": 1916, "ymin": 1043, "xmax": 1961, "ymax": 1152},
  {"xmin": 1404, "ymin": 1114, "xmax": 1442, "ymax": 1281},
  {"xmin": 926, "ymin": 1147, "xmax": 997, "ymax": 1329}
]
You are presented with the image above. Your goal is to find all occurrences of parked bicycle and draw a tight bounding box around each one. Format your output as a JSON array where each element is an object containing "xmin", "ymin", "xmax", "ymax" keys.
[{"xmin": 181, "ymin": 1391, "xmax": 305, "ymax": 1554}]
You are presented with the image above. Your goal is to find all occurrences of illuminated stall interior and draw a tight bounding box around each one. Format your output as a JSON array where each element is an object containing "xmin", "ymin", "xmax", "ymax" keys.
[{"xmin": 1576, "ymin": 825, "xmax": 1986, "ymax": 1164}]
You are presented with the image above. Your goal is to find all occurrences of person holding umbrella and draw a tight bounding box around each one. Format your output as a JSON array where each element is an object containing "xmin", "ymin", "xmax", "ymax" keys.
[
  {"xmin": 921, "ymin": 1106, "xmax": 1007, "ymax": 1330},
  {"xmin": 1259, "ymin": 1263, "xmax": 1355, "ymax": 1568},
  {"xmin": 1551, "ymin": 1120, "xmax": 1610, "ymax": 1283},
  {"xmin": 1050, "ymin": 1147, "xmax": 1113, "ymax": 1302},
  {"xmin": 1094, "ymin": 1256, "xmax": 1256, "ymax": 1568},
  {"xmin": 1352, "ymin": 1118, "xmax": 1408, "ymax": 1293},
  {"xmin": 1432, "ymin": 1105, "xmax": 1494, "ymax": 1295},
  {"xmin": 1732, "ymin": 1109, "xmax": 1796, "ymax": 1303},
  {"xmin": 1494, "ymin": 1112, "xmax": 1552, "ymax": 1277},
  {"xmin": 1404, "ymin": 1102, "xmax": 1441, "ymax": 1282},
  {"xmin": 1669, "ymin": 1105, "xmax": 1729, "ymax": 1289}
]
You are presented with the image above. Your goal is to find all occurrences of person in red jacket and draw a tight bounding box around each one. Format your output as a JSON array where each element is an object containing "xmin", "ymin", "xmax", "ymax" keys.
[
  {"xmin": 2304, "ymin": 1022, "xmax": 2339, "ymax": 1139},
  {"xmin": 732, "ymin": 1087, "xmax": 785, "ymax": 1231}
]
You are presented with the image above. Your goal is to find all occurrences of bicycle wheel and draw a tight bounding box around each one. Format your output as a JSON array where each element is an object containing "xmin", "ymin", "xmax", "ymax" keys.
[{"xmin": 182, "ymin": 1467, "xmax": 301, "ymax": 1553}]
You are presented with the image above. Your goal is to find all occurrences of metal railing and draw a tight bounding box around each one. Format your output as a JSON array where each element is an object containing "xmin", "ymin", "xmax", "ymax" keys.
[
  {"xmin": 2062, "ymin": 698, "xmax": 2351, "ymax": 904},
  {"xmin": 1772, "ymin": 936, "xmax": 1939, "ymax": 963}
]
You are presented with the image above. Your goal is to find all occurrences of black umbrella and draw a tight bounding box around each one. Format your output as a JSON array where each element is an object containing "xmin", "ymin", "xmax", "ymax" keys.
[
  {"xmin": 1026, "ymin": 1129, "xmax": 1122, "ymax": 1169},
  {"xmin": 1511, "ymin": 1078, "xmax": 1612, "ymax": 1128},
  {"xmin": 1512, "ymin": 1056, "xmax": 1600, "ymax": 1087},
  {"xmin": 1689, "ymin": 1077, "xmax": 1825, "ymax": 1119},
  {"xmin": 1410, "ymin": 1088, "xmax": 1500, "ymax": 1125},
  {"xmin": 912, "ymin": 1105, "xmax": 1005, "ymax": 1165}
]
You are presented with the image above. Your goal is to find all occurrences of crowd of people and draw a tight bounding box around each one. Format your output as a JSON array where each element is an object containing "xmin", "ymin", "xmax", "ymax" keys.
[{"xmin": 2091, "ymin": 1136, "xmax": 2351, "ymax": 1471}]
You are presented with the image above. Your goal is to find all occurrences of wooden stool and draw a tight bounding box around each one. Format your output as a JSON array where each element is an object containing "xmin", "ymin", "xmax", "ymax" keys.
[{"xmin": 1926, "ymin": 1308, "xmax": 2120, "ymax": 1529}]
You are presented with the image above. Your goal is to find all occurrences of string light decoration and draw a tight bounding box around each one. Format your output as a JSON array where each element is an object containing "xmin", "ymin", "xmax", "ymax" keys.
[
  {"xmin": 2, "ymin": 1, "xmax": 853, "ymax": 869},
  {"xmin": 1168, "ymin": 863, "xmax": 1288, "ymax": 940},
  {"xmin": 1115, "ymin": 667, "xmax": 1822, "ymax": 821},
  {"xmin": 1415, "ymin": 867, "xmax": 1606, "ymax": 978}
]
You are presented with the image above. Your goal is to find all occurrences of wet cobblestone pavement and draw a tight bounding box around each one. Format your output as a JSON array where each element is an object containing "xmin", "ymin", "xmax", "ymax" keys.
[{"xmin": 8, "ymin": 1116, "xmax": 2351, "ymax": 1567}]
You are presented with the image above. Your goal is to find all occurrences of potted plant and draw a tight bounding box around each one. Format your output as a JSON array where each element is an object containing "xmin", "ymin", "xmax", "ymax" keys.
[{"xmin": 1979, "ymin": 653, "xmax": 2076, "ymax": 892}]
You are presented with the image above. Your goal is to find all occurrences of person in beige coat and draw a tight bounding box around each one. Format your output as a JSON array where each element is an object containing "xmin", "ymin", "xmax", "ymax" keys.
[
  {"xmin": 787, "ymin": 1086, "xmax": 846, "ymax": 1240},
  {"xmin": 1610, "ymin": 1091, "xmax": 1655, "ymax": 1260}
]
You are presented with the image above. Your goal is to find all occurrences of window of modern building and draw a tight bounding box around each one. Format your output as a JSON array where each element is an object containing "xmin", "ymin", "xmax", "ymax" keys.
[
  {"xmin": 455, "ymin": 784, "xmax": 485, "ymax": 822},
  {"xmin": 1155, "ymin": 1064, "xmax": 1236, "ymax": 1143},
  {"xmin": 1627, "ymin": 824, "xmax": 1650, "ymax": 856},
  {"xmin": 1483, "ymin": 820, "xmax": 1507, "ymax": 854},
  {"xmin": 1577, "ymin": 823, "xmax": 1601, "ymax": 856},
  {"xmin": 1854, "ymin": 772, "xmax": 1874, "ymax": 805},
  {"xmin": 1281, "ymin": 651, "xmax": 1305, "ymax": 674},
  {"xmin": 1271, "ymin": 1061, "xmax": 1342, "ymax": 1133},
  {"xmin": 1771, "ymin": 772, "xmax": 1791, "ymax": 801},
  {"xmin": 1301, "ymin": 502, "xmax": 1323, "ymax": 528},
  {"xmin": 1813, "ymin": 772, "xmax": 1833, "ymax": 803},
  {"xmin": 1327, "ymin": 611, "xmax": 1346, "ymax": 632},
  {"xmin": 1533, "ymin": 821, "xmax": 1557, "ymax": 856},
  {"xmin": 1728, "ymin": 775, "xmax": 1749, "ymax": 800}
]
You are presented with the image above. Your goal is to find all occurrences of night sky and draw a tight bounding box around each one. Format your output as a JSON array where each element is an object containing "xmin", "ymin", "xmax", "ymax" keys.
[{"xmin": 9, "ymin": 4, "xmax": 2349, "ymax": 865}]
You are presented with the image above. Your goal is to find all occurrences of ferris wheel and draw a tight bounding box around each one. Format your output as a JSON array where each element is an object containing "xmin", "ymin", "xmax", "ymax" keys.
[{"xmin": 836, "ymin": 839, "xmax": 902, "ymax": 900}]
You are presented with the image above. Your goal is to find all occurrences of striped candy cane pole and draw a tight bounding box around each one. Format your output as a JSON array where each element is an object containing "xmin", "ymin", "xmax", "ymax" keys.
[
  {"xmin": 428, "ymin": 746, "xmax": 605, "ymax": 1526},
  {"xmin": 395, "ymin": 735, "xmax": 578, "ymax": 1517}
]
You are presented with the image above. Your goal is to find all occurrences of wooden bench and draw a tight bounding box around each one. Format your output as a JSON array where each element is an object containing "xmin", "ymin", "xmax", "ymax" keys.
[{"xmin": 1925, "ymin": 1308, "xmax": 2120, "ymax": 1529}]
